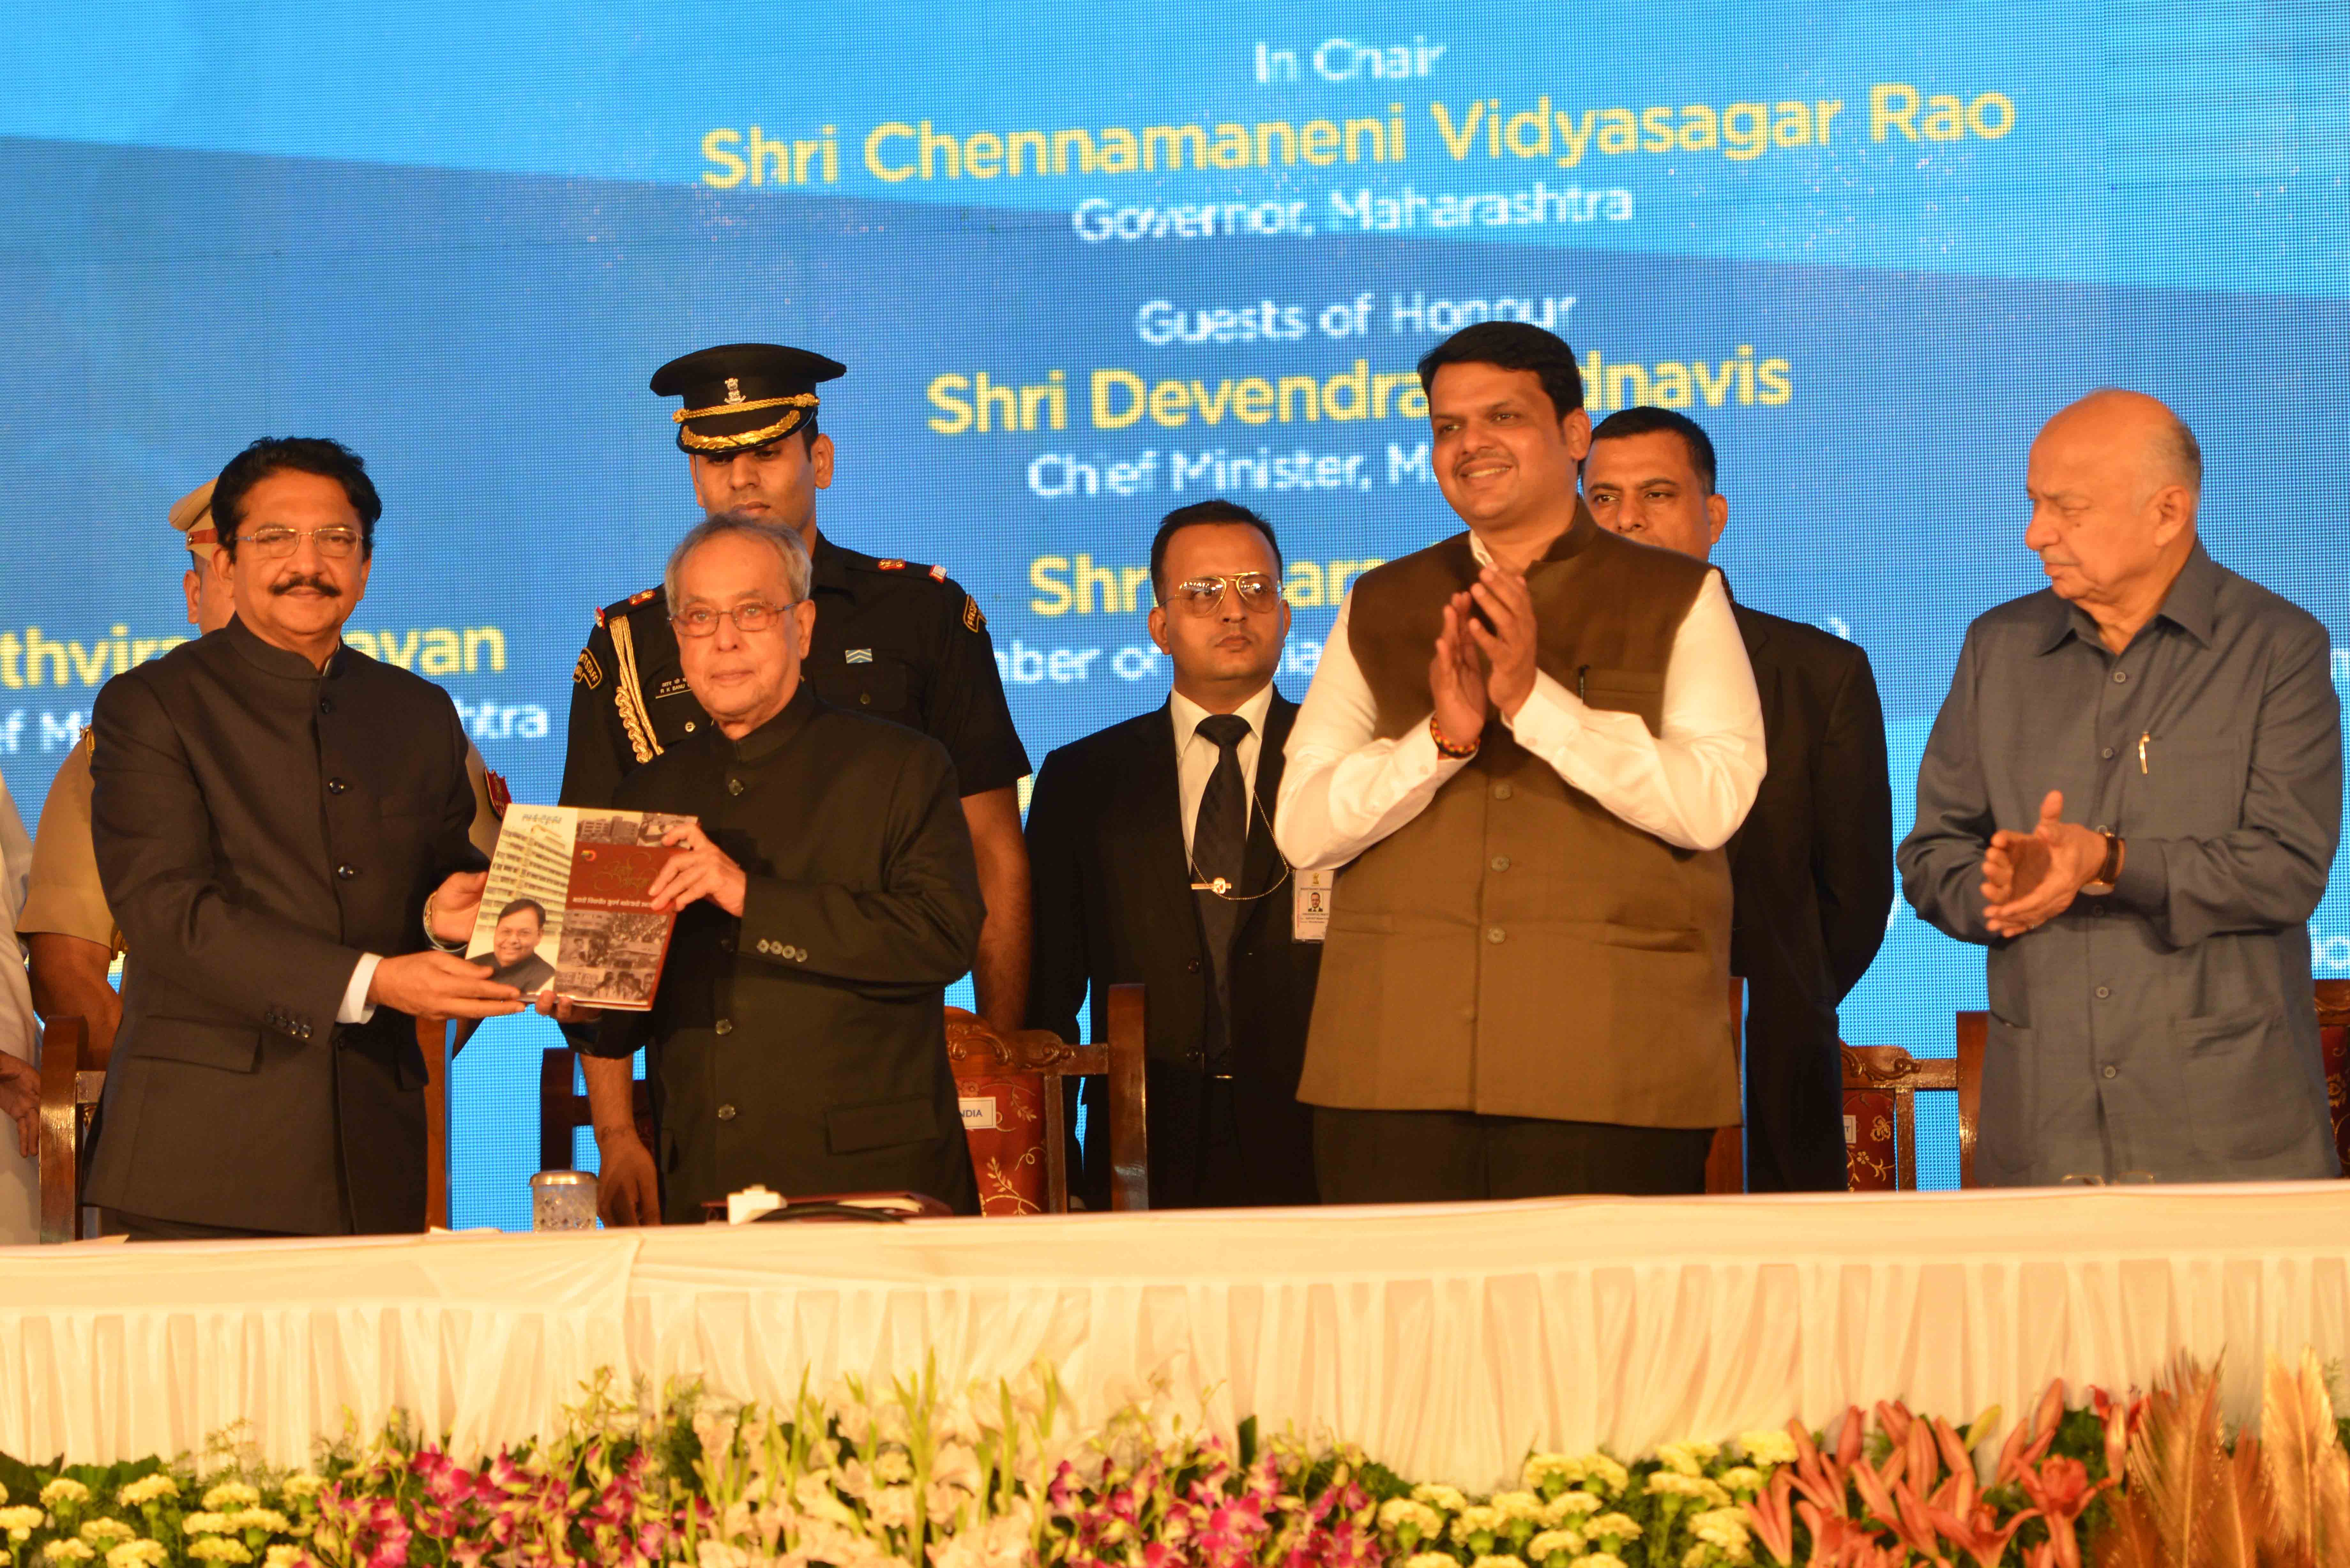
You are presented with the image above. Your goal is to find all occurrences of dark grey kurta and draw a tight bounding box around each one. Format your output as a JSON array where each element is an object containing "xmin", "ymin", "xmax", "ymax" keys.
[
  {"xmin": 1900, "ymin": 542, "xmax": 2341, "ymax": 1185},
  {"xmin": 588, "ymin": 683, "xmax": 985, "ymax": 1220}
]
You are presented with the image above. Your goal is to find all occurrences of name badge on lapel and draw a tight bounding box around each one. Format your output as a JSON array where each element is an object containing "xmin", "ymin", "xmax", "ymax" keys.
[{"xmin": 1292, "ymin": 868, "xmax": 1333, "ymax": 942}]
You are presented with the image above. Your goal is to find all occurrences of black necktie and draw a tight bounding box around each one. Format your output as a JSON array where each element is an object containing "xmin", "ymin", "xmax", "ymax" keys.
[{"xmin": 1191, "ymin": 713, "xmax": 1251, "ymax": 1069}]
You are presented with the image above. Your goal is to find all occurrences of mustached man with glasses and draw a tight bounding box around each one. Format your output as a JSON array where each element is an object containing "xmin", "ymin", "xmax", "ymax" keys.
[
  {"xmin": 1277, "ymin": 322, "xmax": 1768, "ymax": 1203},
  {"xmin": 86, "ymin": 438, "xmax": 520, "ymax": 1239},
  {"xmin": 575, "ymin": 513, "xmax": 985, "ymax": 1225},
  {"xmin": 1025, "ymin": 501, "xmax": 1321, "ymax": 1209}
]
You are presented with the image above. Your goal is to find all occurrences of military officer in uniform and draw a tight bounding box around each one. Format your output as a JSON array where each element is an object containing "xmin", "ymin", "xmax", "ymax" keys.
[
  {"xmin": 24, "ymin": 480, "xmax": 508, "ymax": 1080},
  {"xmin": 561, "ymin": 343, "xmax": 1032, "ymax": 1033}
]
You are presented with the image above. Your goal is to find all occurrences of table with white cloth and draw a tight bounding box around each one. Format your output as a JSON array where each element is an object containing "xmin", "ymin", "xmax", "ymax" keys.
[{"xmin": 2, "ymin": 1182, "xmax": 2345, "ymax": 1488}]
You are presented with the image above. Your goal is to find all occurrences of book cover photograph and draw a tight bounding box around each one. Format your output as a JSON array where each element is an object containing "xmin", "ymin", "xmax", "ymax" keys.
[{"xmin": 466, "ymin": 805, "xmax": 696, "ymax": 1010}]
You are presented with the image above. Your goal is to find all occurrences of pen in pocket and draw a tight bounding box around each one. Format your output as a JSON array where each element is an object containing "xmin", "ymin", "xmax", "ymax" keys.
[{"xmin": 2138, "ymin": 731, "xmax": 2149, "ymax": 774}]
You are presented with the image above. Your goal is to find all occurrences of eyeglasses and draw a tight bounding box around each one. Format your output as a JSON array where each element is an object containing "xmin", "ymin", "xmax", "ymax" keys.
[
  {"xmin": 1168, "ymin": 573, "xmax": 1281, "ymax": 616},
  {"xmin": 672, "ymin": 600, "xmax": 794, "ymax": 637},
  {"xmin": 236, "ymin": 526, "xmax": 364, "ymax": 560}
]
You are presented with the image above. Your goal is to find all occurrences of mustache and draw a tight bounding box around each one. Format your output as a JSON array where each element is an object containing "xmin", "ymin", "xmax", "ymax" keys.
[{"xmin": 270, "ymin": 574, "xmax": 341, "ymax": 597}]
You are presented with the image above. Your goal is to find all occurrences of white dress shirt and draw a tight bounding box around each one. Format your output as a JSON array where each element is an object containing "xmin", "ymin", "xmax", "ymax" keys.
[
  {"xmin": 1171, "ymin": 682, "xmax": 1277, "ymax": 859},
  {"xmin": 1276, "ymin": 534, "xmax": 1766, "ymax": 869}
]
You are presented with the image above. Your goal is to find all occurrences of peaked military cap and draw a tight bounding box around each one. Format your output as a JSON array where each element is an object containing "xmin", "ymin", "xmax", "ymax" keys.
[
  {"xmin": 650, "ymin": 343, "xmax": 847, "ymax": 455},
  {"xmin": 168, "ymin": 479, "xmax": 220, "ymax": 558}
]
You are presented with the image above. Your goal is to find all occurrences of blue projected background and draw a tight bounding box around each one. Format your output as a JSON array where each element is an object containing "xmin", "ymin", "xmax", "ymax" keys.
[{"xmin": 2, "ymin": 5, "xmax": 2345, "ymax": 1224}]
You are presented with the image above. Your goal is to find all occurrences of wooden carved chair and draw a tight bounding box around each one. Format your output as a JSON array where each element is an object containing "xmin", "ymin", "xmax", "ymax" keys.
[
  {"xmin": 36, "ymin": 1016, "xmax": 104, "ymax": 1242},
  {"xmin": 536, "ymin": 1044, "xmax": 658, "ymax": 1176},
  {"xmin": 1843, "ymin": 1021, "xmax": 1984, "ymax": 1191},
  {"xmin": 2312, "ymin": 980, "xmax": 2348, "ymax": 1175},
  {"xmin": 947, "ymin": 982, "xmax": 1148, "ymax": 1215}
]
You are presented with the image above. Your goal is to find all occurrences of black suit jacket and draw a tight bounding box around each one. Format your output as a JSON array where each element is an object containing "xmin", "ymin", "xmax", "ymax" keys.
[
  {"xmin": 1728, "ymin": 602, "xmax": 1895, "ymax": 1191},
  {"xmin": 1025, "ymin": 691, "xmax": 1320, "ymax": 1207},
  {"xmin": 590, "ymin": 686, "xmax": 985, "ymax": 1221},
  {"xmin": 87, "ymin": 616, "xmax": 484, "ymax": 1233}
]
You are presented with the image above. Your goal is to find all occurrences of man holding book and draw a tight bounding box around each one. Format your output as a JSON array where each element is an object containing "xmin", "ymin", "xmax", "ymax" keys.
[{"xmin": 576, "ymin": 512, "xmax": 986, "ymax": 1222}]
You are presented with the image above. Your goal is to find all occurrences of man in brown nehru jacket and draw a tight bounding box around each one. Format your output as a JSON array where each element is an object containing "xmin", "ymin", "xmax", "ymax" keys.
[{"xmin": 1276, "ymin": 322, "xmax": 1768, "ymax": 1202}]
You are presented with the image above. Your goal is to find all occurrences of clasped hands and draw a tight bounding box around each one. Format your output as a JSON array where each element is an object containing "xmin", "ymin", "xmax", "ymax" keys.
[
  {"xmin": 1429, "ymin": 563, "xmax": 1541, "ymax": 748},
  {"xmin": 1980, "ymin": 789, "xmax": 2110, "ymax": 939}
]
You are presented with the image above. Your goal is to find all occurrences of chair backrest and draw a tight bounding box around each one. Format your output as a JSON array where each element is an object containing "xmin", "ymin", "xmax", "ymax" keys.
[
  {"xmin": 36, "ymin": 1015, "xmax": 104, "ymax": 1242},
  {"xmin": 537, "ymin": 1046, "xmax": 657, "ymax": 1176},
  {"xmin": 2312, "ymin": 980, "xmax": 2348, "ymax": 1175},
  {"xmin": 1843, "ymin": 1042, "xmax": 1978, "ymax": 1190},
  {"xmin": 947, "ymin": 982, "xmax": 1148, "ymax": 1214}
]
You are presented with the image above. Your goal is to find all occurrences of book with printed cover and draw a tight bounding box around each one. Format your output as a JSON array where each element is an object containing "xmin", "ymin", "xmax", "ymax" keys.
[{"xmin": 465, "ymin": 804, "xmax": 696, "ymax": 1010}]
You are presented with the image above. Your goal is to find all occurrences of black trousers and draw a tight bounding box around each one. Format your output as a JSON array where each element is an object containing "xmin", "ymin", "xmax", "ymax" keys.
[
  {"xmin": 1313, "ymin": 1107, "xmax": 1714, "ymax": 1203},
  {"xmin": 115, "ymin": 1209, "xmax": 298, "ymax": 1243}
]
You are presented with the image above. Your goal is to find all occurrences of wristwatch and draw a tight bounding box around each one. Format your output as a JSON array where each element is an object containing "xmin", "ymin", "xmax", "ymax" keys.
[{"xmin": 2082, "ymin": 831, "xmax": 2124, "ymax": 896}]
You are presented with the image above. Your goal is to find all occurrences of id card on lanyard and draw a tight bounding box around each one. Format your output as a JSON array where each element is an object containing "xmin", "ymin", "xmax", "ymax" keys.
[{"xmin": 1293, "ymin": 867, "xmax": 1333, "ymax": 942}]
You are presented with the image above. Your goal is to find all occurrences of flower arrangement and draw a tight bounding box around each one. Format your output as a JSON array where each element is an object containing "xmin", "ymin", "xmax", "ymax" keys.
[{"xmin": 0, "ymin": 1353, "xmax": 2341, "ymax": 1567}]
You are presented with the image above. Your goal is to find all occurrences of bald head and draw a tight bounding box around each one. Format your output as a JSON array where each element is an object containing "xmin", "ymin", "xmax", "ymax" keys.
[{"xmin": 2024, "ymin": 388, "xmax": 2203, "ymax": 645}]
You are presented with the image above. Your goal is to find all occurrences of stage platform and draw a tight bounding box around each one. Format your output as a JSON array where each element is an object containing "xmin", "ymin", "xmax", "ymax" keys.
[{"xmin": 3, "ymin": 1182, "xmax": 2345, "ymax": 1486}]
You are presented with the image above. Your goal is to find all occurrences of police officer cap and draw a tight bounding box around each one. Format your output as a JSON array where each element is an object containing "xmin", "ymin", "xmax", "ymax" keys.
[
  {"xmin": 650, "ymin": 343, "xmax": 846, "ymax": 456},
  {"xmin": 168, "ymin": 479, "xmax": 220, "ymax": 559}
]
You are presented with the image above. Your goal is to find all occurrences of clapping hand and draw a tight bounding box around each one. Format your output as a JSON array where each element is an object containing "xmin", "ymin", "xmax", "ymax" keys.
[
  {"xmin": 1428, "ymin": 590, "xmax": 1490, "ymax": 750},
  {"xmin": 1981, "ymin": 789, "xmax": 2109, "ymax": 938},
  {"xmin": 1465, "ymin": 563, "xmax": 1541, "ymax": 718}
]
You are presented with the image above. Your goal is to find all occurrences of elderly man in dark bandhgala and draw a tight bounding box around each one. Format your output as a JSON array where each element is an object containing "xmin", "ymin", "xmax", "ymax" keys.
[
  {"xmin": 1585, "ymin": 408, "xmax": 1893, "ymax": 1192},
  {"xmin": 88, "ymin": 438, "xmax": 521, "ymax": 1240},
  {"xmin": 1277, "ymin": 322, "xmax": 1767, "ymax": 1203},
  {"xmin": 578, "ymin": 512, "xmax": 985, "ymax": 1225},
  {"xmin": 1901, "ymin": 389, "xmax": 2341, "ymax": 1185}
]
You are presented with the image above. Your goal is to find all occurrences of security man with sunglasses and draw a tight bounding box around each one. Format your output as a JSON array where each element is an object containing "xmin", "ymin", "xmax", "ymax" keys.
[{"xmin": 1025, "ymin": 500, "xmax": 1321, "ymax": 1208}]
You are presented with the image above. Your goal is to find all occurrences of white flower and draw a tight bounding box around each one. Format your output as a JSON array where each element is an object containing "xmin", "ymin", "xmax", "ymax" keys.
[
  {"xmin": 1737, "ymin": 1429, "xmax": 1798, "ymax": 1468},
  {"xmin": 74, "ymin": 1523, "xmax": 131, "ymax": 1549},
  {"xmin": 42, "ymin": 1543, "xmax": 95, "ymax": 1563},
  {"xmin": 115, "ymin": 1477, "xmax": 178, "ymax": 1510},
  {"xmin": 181, "ymin": 1513, "xmax": 231, "ymax": 1536},
  {"xmin": 0, "ymin": 1506, "xmax": 48, "ymax": 1542},
  {"xmin": 39, "ymin": 1482, "xmax": 90, "ymax": 1511},
  {"xmin": 1647, "ymin": 1471, "xmax": 1712, "ymax": 1499},
  {"xmin": 929, "ymin": 1442, "xmax": 982, "ymax": 1497},
  {"xmin": 1528, "ymin": 1528, "xmax": 1587, "ymax": 1561},
  {"xmin": 1570, "ymin": 1556, "xmax": 1628, "ymax": 1568},
  {"xmin": 199, "ymin": 1484, "xmax": 259, "ymax": 1514},
  {"xmin": 694, "ymin": 1407, "xmax": 742, "ymax": 1462},
  {"xmin": 925, "ymin": 1511, "xmax": 1033, "ymax": 1568},
  {"xmin": 104, "ymin": 1547, "xmax": 167, "ymax": 1568},
  {"xmin": 1409, "ymin": 1482, "xmax": 1468, "ymax": 1514},
  {"xmin": 867, "ymin": 1486, "xmax": 917, "ymax": 1533},
  {"xmin": 873, "ymin": 1450, "xmax": 914, "ymax": 1486},
  {"xmin": 1450, "ymin": 1504, "xmax": 1507, "ymax": 1543},
  {"xmin": 835, "ymin": 1459, "xmax": 876, "ymax": 1501},
  {"xmin": 1690, "ymin": 1506, "xmax": 1753, "ymax": 1555},
  {"xmin": 1492, "ymin": 1489, "xmax": 1546, "ymax": 1522},
  {"xmin": 792, "ymin": 1472, "xmax": 860, "ymax": 1529},
  {"xmin": 690, "ymin": 1545, "xmax": 751, "ymax": 1568},
  {"xmin": 1377, "ymin": 1498, "xmax": 1444, "ymax": 1542},
  {"xmin": 1402, "ymin": 1554, "xmax": 1459, "ymax": 1568},
  {"xmin": 1543, "ymin": 1492, "xmax": 1602, "ymax": 1526},
  {"xmin": 1655, "ymin": 1440, "xmax": 1718, "ymax": 1477},
  {"xmin": 1585, "ymin": 1511, "xmax": 1643, "ymax": 1543},
  {"xmin": 226, "ymin": 1510, "xmax": 290, "ymax": 1535},
  {"xmin": 1471, "ymin": 1557, "xmax": 1524, "ymax": 1568},
  {"xmin": 188, "ymin": 1542, "xmax": 253, "ymax": 1564},
  {"xmin": 1718, "ymin": 1466, "xmax": 1762, "ymax": 1495}
]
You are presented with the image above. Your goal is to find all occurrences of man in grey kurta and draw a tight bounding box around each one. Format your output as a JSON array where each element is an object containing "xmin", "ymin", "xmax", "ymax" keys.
[{"xmin": 1901, "ymin": 389, "xmax": 2340, "ymax": 1186}]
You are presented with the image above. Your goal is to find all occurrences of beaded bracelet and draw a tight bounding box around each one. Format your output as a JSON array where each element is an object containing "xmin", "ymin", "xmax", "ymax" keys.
[{"xmin": 1429, "ymin": 714, "xmax": 1480, "ymax": 760}]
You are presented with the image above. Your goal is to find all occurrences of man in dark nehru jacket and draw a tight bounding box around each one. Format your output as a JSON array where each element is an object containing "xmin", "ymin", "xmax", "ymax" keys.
[
  {"xmin": 563, "ymin": 343, "xmax": 1033, "ymax": 1035},
  {"xmin": 87, "ymin": 438, "xmax": 523, "ymax": 1239},
  {"xmin": 1584, "ymin": 407, "xmax": 1892, "ymax": 1192},
  {"xmin": 1026, "ymin": 500, "xmax": 1320, "ymax": 1208},
  {"xmin": 577, "ymin": 512, "xmax": 984, "ymax": 1223}
]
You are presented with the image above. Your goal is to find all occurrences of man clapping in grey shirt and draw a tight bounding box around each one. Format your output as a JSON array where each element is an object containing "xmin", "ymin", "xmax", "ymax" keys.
[{"xmin": 1900, "ymin": 388, "xmax": 2341, "ymax": 1187}]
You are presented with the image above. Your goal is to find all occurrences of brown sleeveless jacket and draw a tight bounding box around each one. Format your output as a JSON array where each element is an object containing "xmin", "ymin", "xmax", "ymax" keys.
[{"xmin": 1298, "ymin": 507, "xmax": 1741, "ymax": 1128}]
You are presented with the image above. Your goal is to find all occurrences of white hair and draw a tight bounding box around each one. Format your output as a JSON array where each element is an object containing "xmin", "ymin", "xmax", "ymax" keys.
[{"xmin": 663, "ymin": 510, "xmax": 812, "ymax": 613}]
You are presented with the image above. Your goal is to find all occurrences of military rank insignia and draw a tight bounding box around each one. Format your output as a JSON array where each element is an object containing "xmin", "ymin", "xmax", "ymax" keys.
[
  {"xmin": 627, "ymin": 587, "xmax": 660, "ymax": 607},
  {"xmin": 963, "ymin": 595, "xmax": 986, "ymax": 632},
  {"xmin": 877, "ymin": 558, "xmax": 906, "ymax": 571},
  {"xmin": 575, "ymin": 648, "xmax": 604, "ymax": 687},
  {"xmin": 845, "ymin": 648, "xmax": 874, "ymax": 664}
]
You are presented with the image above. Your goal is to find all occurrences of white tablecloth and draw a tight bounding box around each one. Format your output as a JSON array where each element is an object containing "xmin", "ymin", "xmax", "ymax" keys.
[{"xmin": 3, "ymin": 1183, "xmax": 2346, "ymax": 1487}]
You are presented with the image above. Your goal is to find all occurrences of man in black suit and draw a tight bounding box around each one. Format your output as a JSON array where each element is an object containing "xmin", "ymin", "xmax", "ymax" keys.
[
  {"xmin": 88, "ymin": 438, "xmax": 523, "ymax": 1239},
  {"xmin": 1584, "ymin": 409, "xmax": 1893, "ymax": 1191},
  {"xmin": 575, "ymin": 513, "xmax": 985, "ymax": 1224},
  {"xmin": 1026, "ymin": 500, "xmax": 1320, "ymax": 1208}
]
